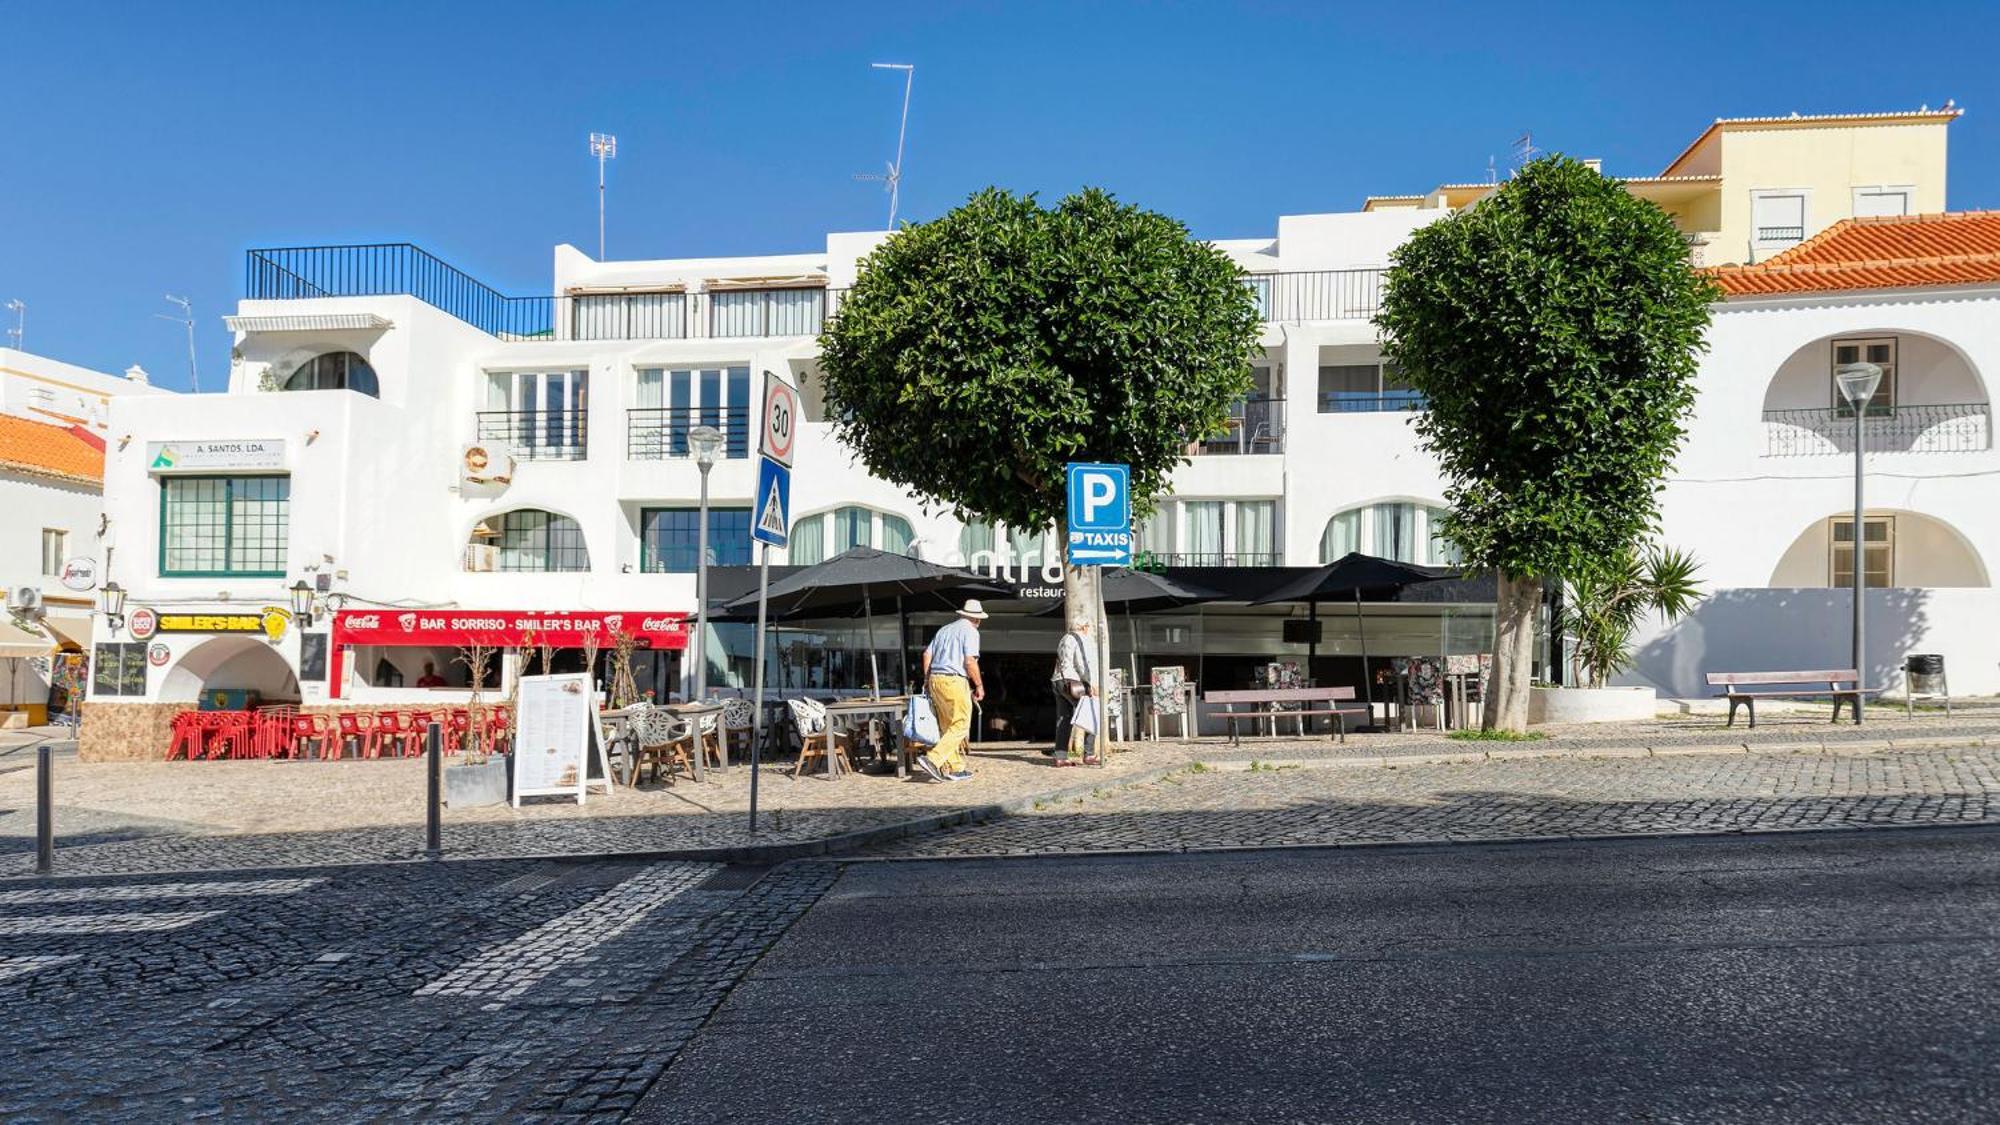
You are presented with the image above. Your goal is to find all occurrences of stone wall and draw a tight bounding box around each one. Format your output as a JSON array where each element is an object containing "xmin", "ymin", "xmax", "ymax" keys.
[{"xmin": 79, "ymin": 702, "xmax": 181, "ymax": 762}]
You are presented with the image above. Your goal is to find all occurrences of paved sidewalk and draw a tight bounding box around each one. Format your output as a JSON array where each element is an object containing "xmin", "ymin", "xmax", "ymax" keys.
[{"xmin": 867, "ymin": 744, "xmax": 2000, "ymax": 858}]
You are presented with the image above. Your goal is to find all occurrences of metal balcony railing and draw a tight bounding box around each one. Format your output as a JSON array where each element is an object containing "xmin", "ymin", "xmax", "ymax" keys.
[
  {"xmin": 626, "ymin": 406, "xmax": 753, "ymax": 460},
  {"xmin": 1762, "ymin": 403, "xmax": 1991, "ymax": 457},
  {"xmin": 1247, "ymin": 269, "xmax": 1384, "ymax": 322},
  {"xmin": 1319, "ymin": 391, "xmax": 1427, "ymax": 414},
  {"xmin": 1139, "ymin": 551, "xmax": 1284, "ymax": 568},
  {"xmin": 1755, "ymin": 226, "xmax": 1805, "ymax": 244},
  {"xmin": 475, "ymin": 410, "xmax": 588, "ymax": 461},
  {"xmin": 1193, "ymin": 397, "xmax": 1285, "ymax": 455}
]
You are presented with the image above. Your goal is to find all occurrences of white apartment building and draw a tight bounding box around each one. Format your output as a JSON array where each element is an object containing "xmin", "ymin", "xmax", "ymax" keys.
[{"xmin": 78, "ymin": 107, "xmax": 1997, "ymax": 757}]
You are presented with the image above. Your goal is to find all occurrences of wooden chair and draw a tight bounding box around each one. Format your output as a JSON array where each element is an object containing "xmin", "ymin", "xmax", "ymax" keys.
[{"xmin": 786, "ymin": 698, "xmax": 855, "ymax": 778}]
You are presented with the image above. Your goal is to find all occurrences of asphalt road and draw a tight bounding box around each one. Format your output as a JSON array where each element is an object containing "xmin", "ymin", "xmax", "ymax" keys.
[{"xmin": 642, "ymin": 828, "xmax": 2000, "ymax": 1124}]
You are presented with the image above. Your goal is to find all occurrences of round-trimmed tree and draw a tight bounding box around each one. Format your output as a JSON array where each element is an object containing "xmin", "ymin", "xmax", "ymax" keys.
[
  {"xmin": 1375, "ymin": 156, "xmax": 1718, "ymax": 732},
  {"xmin": 819, "ymin": 187, "xmax": 1262, "ymax": 630}
]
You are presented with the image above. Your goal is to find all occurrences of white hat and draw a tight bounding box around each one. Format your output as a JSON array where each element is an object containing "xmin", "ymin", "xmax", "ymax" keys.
[{"xmin": 957, "ymin": 599, "xmax": 989, "ymax": 620}]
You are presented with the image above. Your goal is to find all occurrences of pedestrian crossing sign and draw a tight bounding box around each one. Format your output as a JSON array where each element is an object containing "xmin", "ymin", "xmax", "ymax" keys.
[{"xmin": 752, "ymin": 456, "xmax": 790, "ymax": 547}]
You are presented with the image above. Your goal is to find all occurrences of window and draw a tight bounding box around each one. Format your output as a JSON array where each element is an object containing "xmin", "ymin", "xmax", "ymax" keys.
[
  {"xmin": 1852, "ymin": 186, "xmax": 1912, "ymax": 219},
  {"xmin": 160, "ymin": 476, "xmax": 289, "ymax": 576},
  {"xmin": 1831, "ymin": 338, "xmax": 1897, "ymax": 414},
  {"xmin": 632, "ymin": 366, "xmax": 751, "ymax": 460},
  {"xmin": 92, "ymin": 642, "xmax": 147, "ymax": 697},
  {"xmin": 1319, "ymin": 508, "xmax": 1362, "ymax": 561},
  {"xmin": 482, "ymin": 370, "xmax": 588, "ymax": 459},
  {"xmin": 572, "ymin": 291, "xmax": 687, "ymax": 340},
  {"xmin": 1244, "ymin": 275, "xmax": 1274, "ymax": 319},
  {"xmin": 881, "ymin": 514, "xmax": 914, "ymax": 556},
  {"xmin": 1184, "ymin": 502, "xmax": 1224, "ymax": 561},
  {"xmin": 487, "ymin": 509, "xmax": 589, "ymax": 572},
  {"xmin": 1237, "ymin": 500, "xmax": 1277, "ymax": 562},
  {"xmin": 1319, "ymin": 362, "xmax": 1423, "ymax": 412},
  {"xmin": 958, "ymin": 521, "xmax": 997, "ymax": 561},
  {"xmin": 282, "ymin": 352, "xmax": 379, "ymax": 396},
  {"xmin": 789, "ymin": 514, "xmax": 827, "ymax": 565},
  {"xmin": 1009, "ymin": 525, "xmax": 1047, "ymax": 564},
  {"xmin": 1373, "ymin": 502, "xmax": 1417, "ymax": 563},
  {"xmin": 40, "ymin": 529, "xmax": 66, "ymax": 576},
  {"xmin": 1426, "ymin": 506, "xmax": 1462, "ymax": 566},
  {"xmin": 1752, "ymin": 191, "xmax": 1808, "ymax": 247},
  {"xmin": 710, "ymin": 288, "xmax": 825, "ymax": 337},
  {"xmin": 641, "ymin": 507, "xmax": 751, "ymax": 573},
  {"xmin": 1136, "ymin": 506, "xmax": 1174, "ymax": 556},
  {"xmin": 833, "ymin": 506, "xmax": 873, "ymax": 553},
  {"xmin": 1319, "ymin": 502, "xmax": 1458, "ymax": 566},
  {"xmin": 1831, "ymin": 517, "xmax": 1893, "ymax": 589}
]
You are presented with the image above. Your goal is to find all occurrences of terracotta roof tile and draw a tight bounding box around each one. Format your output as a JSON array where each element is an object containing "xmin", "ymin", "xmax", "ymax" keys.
[
  {"xmin": 0, "ymin": 414, "xmax": 104, "ymax": 484},
  {"xmin": 1706, "ymin": 212, "xmax": 2000, "ymax": 297}
]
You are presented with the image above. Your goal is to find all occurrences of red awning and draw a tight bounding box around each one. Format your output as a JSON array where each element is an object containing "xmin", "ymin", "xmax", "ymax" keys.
[{"xmin": 331, "ymin": 609, "xmax": 688, "ymax": 650}]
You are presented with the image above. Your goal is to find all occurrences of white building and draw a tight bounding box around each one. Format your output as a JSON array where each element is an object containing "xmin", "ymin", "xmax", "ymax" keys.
[
  {"xmin": 79, "ymin": 107, "xmax": 1996, "ymax": 756},
  {"xmin": 1, "ymin": 349, "xmax": 166, "ymax": 725}
]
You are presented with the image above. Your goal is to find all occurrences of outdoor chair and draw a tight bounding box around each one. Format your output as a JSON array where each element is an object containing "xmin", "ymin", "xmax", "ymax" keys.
[
  {"xmin": 166, "ymin": 711, "xmax": 204, "ymax": 760},
  {"xmin": 786, "ymin": 697, "xmax": 855, "ymax": 778},
  {"xmin": 1149, "ymin": 666, "xmax": 1194, "ymax": 741},
  {"xmin": 626, "ymin": 702, "xmax": 697, "ymax": 787},
  {"xmin": 721, "ymin": 698, "xmax": 757, "ymax": 764},
  {"xmin": 333, "ymin": 712, "xmax": 379, "ymax": 759},
  {"xmin": 375, "ymin": 711, "xmax": 424, "ymax": 758},
  {"xmin": 287, "ymin": 713, "xmax": 330, "ymax": 759}
]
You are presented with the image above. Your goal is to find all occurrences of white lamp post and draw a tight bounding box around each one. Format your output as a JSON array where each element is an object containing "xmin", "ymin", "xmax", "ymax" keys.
[
  {"xmin": 689, "ymin": 424, "xmax": 725, "ymax": 702},
  {"xmin": 589, "ymin": 132, "xmax": 616, "ymax": 260},
  {"xmin": 1835, "ymin": 361, "xmax": 1883, "ymax": 724}
]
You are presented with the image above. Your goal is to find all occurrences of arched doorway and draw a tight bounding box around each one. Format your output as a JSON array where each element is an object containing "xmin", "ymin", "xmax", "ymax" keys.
[{"xmin": 159, "ymin": 636, "xmax": 301, "ymax": 707}]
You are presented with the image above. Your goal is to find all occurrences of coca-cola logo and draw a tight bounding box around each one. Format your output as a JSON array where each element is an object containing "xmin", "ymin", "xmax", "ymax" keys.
[
  {"xmin": 640, "ymin": 617, "xmax": 685, "ymax": 632},
  {"xmin": 344, "ymin": 614, "xmax": 381, "ymax": 630}
]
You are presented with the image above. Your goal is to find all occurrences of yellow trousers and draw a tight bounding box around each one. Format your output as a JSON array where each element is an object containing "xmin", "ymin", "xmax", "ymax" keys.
[{"xmin": 924, "ymin": 674, "xmax": 972, "ymax": 774}]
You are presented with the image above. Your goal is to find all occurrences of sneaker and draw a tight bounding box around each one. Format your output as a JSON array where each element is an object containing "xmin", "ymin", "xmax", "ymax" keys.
[
  {"xmin": 915, "ymin": 756, "xmax": 946, "ymax": 782},
  {"xmin": 945, "ymin": 770, "xmax": 974, "ymax": 782}
]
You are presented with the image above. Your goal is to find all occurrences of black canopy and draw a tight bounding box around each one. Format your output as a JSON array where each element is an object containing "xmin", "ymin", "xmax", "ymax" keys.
[
  {"xmin": 716, "ymin": 546, "xmax": 1009, "ymax": 621},
  {"xmin": 1031, "ymin": 567, "xmax": 1224, "ymax": 618},
  {"xmin": 1249, "ymin": 552, "xmax": 1459, "ymax": 606}
]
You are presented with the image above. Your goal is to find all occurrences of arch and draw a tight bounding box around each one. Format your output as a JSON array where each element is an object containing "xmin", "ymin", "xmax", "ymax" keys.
[
  {"xmin": 785, "ymin": 504, "xmax": 918, "ymax": 565},
  {"xmin": 1318, "ymin": 497, "xmax": 1457, "ymax": 565},
  {"xmin": 158, "ymin": 636, "xmax": 301, "ymax": 705},
  {"xmin": 281, "ymin": 351, "xmax": 379, "ymax": 397},
  {"xmin": 1760, "ymin": 326, "xmax": 1989, "ymax": 414},
  {"xmin": 1767, "ymin": 508, "xmax": 1990, "ymax": 589},
  {"xmin": 465, "ymin": 507, "xmax": 590, "ymax": 572}
]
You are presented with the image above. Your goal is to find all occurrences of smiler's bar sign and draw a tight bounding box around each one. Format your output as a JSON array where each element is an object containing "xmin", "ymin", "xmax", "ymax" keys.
[{"xmin": 331, "ymin": 609, "xmax": 688, "ymax": 649}]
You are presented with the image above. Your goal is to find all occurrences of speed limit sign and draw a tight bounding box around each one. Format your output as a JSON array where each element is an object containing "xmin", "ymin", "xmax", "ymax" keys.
[{"xmin": 760, "ymin": 370, "xmax": 798, "ymax": 467}]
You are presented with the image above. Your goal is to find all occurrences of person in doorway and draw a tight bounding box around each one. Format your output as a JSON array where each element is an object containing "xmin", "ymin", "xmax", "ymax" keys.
[
  {"xmin": 917, "ymin": 600, "xmax": 987, "ymax": 782},
  {"xmin": 1050, "ymin": 619, "xmax": 1099, "ymax": 766},
  {"xmin": 416, "ymin": 661, "xmax": 446, "ymax": 689}
]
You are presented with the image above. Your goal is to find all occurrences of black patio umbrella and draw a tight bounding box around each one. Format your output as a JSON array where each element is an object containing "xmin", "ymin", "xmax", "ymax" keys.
[
  {"xmin": 1250, "ymin": 552, "xmax": 1459, "ymax": 725},
  {"xmin": 715, "ymin": 547, "xmax": 1010, "ymax": 694}
]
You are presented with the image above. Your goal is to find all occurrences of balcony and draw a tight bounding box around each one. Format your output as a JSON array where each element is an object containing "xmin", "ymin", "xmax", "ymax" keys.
[
  {"xmin": 1193, "ymin": 397, "xmax": 1285, "ymax": 456},
  {"xmin": 626, "ymin": 406, "xmax": 753, "ymax": 460},
  {"xmin": 1137, "ymin": 551, "xmax": 1283, "ymax": 568},
  {"xmin": 1319, "ymin": 391, "xmax": 1426, "ymax": 414},
  {"xmin": 1762, "ymin": 403, "xmax": 1991, "ymax": 457},
  {"xmin": 475, "ymin": 410, "xmax": 588, "ymax": 461},
  {"xmin": 1246, "ymin": 269, "xmax": 1384, "ymax": 322}
]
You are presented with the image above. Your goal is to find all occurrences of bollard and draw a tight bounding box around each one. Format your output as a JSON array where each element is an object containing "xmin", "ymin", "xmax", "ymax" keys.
[
  {"xmin": 425, "ymin": 721, "xmax": 443, "ymax": 859},
  {"xmin": 36, "ymin": 744, "xmax": 54, "ymax": 875}
]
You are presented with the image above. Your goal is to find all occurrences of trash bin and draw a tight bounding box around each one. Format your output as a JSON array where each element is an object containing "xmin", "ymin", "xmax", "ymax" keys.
[{"xmin": 1903, "ymin": 653, "xmax": 1949, "ymax": 714}]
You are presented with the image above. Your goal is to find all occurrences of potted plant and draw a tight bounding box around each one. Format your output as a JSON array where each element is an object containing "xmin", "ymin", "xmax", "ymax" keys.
[
  {"xmin": 1531, "ymin": 544, "xmax": 1702, "ymax": 724},
  {"xmin": 444, "ymin": 641, "xmax": 509, "ymax": 806}
]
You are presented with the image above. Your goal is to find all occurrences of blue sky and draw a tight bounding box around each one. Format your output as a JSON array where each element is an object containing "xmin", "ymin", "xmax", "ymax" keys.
[{"xmin": 6, "ymin": 1, "xmax": 1999, "ymax": 389}]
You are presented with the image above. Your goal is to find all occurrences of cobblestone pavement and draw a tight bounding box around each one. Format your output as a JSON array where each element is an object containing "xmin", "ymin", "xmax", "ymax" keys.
[
  {"xmin": 869, "ymin": 744, "xmax": 2000, "ymax": 857},
  {"xmin": 0, "ymin": 856, "xmax": 834, "ymax": 1121}
]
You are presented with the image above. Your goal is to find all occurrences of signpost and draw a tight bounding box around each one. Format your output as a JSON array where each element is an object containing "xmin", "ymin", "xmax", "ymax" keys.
[
  {"xmin": 1066, "ymin": 463, "xmax": 1132, "ymax": 759},
  {"xmin": 747, "ymin": 370, "xmax": 797, "ymax": 831}
]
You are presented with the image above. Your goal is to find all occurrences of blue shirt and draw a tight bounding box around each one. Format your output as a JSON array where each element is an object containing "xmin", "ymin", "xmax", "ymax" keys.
[{"xmin": 926, "ymin": 618, "xmax": 982, "ymax": 677}]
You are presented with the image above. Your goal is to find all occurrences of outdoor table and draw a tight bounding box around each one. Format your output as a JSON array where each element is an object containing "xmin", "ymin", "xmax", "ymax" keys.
[{"xmin": 821, "ymin": 697, "xmax": 909, "ymax": 779}]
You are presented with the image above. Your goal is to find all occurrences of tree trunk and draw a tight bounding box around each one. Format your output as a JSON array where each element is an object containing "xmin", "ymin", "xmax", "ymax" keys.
[{"xmin": 1483, "ymin": 571, "xmax": 1540, "ymax": 733}]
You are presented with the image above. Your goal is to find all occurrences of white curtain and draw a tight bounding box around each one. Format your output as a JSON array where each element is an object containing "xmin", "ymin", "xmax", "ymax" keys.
[
  {"xmin": 1423, "ymin": 505, "xmax": 1461, "ymax": 565},
  {"xmin": 881, "ymin": 514, "xmax": 914, "ymax": 555},
  {"xmin": 1185, "ymin": 502, "xmax": 1223, "ymax": 560},
  {"xmin": 958, "ymin": 521, "xmax": 995, "ymax": 559},
  {"xmin": 1319, "ymin": 509, "xmax": 1361, "ymax": 562},
  {"xmin": 1374, "ymin": 502, "xmax": 1416, "ymax": 562},
  {"xmin": 789, "ymin": 514, "xmax": 826, "ymax": 565},
  {"xmin": 1236, "ymin": 501, "xmax": 1276, "ymax": 561}
]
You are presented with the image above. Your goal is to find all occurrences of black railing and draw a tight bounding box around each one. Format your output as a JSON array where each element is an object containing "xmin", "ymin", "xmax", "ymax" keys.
[
  {"xmin": 626, "ymin": 406, "xmax": 753, "ymax": 460},
  {"xmin": 1762, "ymin": 403, "xmax": 1991, "ymax": 457},
  {"xmin": 475, "ymin": 410, "xmax": 588, "ymax": 460},
  {"xmin": 1194, "ymin": 397, "xmax": 1285, "ymax": 455},
  {"xmin": 1319, "ymin": 391, "xmax": 1427, "ymax": 413},
  {"xmin": 1248, "ymin": 269, "xmax": 1384, "ymax": 322},
  {"xmin": 1144, "ymin": 552, "xmax": 1284, "ymax": 567},
  {"xmin": 246, "ymin": 245, "xmax": 556, "ymax": 339},
  {"xmin": 1756, "ymin": 226, "xmax": 1805, "ymax": 244}
]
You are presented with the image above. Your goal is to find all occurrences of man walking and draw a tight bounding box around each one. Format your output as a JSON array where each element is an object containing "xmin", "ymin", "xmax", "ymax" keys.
[{"xmin": 918, "ymin": 600, "xmax": 987, "ymax": 782}]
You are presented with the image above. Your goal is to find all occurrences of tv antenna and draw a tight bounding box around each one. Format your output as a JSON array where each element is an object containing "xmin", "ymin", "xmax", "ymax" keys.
[
  {"xmin": 1512, "ymin": 131, "xmax": 1538, "ymax": 170},
  {"xmin": 154, "ymin": 295, "xmax": 199, "ymax": 393},
  {"xmin": 4, "ymin": 299, "xmax": 21, "ymax": 351},
  {"xmin": 590, "ymin": 132, "xmax": 617, "ymax": 259},
  {"xmin": 855, "ymin": 63, "xmax": 914, "ymax": 229}
]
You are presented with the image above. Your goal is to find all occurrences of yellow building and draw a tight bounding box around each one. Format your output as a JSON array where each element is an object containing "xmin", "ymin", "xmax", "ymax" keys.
[{"xmin": 1363, "ymin": 106, "xmax": 1960, "ymax": 266}]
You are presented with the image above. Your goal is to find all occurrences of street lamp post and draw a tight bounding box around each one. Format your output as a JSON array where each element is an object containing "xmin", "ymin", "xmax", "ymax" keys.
[
  {"xmin": 688, "ymin": 424, "xmax": 725, "ymax": 702},
  {"xmin": 1835, "ymin": 361, "xmax": 1883, "ymax": 724}
]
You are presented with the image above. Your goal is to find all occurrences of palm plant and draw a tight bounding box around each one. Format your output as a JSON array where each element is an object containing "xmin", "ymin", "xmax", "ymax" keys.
[{"xmin": 1560, "ymin": 545, "xmax": 1703, "ymax": 689}]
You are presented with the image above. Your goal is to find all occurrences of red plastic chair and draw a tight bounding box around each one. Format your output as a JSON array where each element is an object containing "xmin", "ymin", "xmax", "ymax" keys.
[
  {"xmin": 166, "ymin": 712, "xmax": 203, "ymax": 760},
  {"xmin": 288, "ymin": 714, "xmax": 328, "ymax": 759},
  {"xmin": 204, "ymin": 712, "xmax": 253, "ymax": 760},
  {"xmin": 334, "ymin": 712, "xmax": 378, "ymax": 759},
  {"xmin": 446, "ymin": 709, "xmax": 472, "ymax": 755},
  {"xmin": 376, "ymin": 711, "xmax": 422, "ymax": 758}
]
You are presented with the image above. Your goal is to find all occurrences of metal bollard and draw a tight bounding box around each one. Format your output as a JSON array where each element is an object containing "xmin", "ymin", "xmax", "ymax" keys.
[
  {"xmin": 36, "ymin": 744, "xmax": 54, "ymax": 875},
  {"xmin": 425, "ymin": 722, "xmax": 443, "ymax": 859}
]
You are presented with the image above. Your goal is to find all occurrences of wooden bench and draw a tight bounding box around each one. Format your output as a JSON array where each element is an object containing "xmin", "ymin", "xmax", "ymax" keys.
[
  {"xmin": 1203, "ymin": 687, "xmax": 1369, "ymax": 744},
  {"xmin": 1704, "ymin": 670, "xmax": 1884, "ymax": 728}
]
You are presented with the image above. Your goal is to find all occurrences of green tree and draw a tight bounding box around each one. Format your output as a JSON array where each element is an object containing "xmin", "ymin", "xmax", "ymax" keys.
[
  {"xmin": 1376, "ymin": 156, "xmax": 1718, "ymax": 731},
  {"xmin": 819, "ymin": 187, "xmax": 1262, "ymax": 629},
  {"xmin": 1560, "ymin": 543, "xmax": 1703, "ymax": 689}
]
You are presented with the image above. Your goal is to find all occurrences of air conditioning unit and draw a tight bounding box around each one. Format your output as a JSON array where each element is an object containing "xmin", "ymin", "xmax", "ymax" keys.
[
  {"xmin": 5, "ymin": 586, "xmax": 44, "ymax": 616},
  {"xmin": 465, "ymin": 544, "xmax": 499, "ymax": 572}
]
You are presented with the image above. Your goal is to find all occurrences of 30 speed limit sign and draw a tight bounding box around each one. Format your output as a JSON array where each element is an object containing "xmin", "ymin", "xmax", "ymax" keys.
[{"xmin": 760, "ymin": 370, "xmax": 798, "ymax": 468}]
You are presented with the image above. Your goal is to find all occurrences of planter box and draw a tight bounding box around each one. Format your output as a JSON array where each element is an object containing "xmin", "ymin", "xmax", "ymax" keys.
[
  {"xmin": 1529, "ymin": 685, "xmax": 1658, "ymax": 725},
  {"xmin": 444, "ymin": 756, "xmax": 510, "ymax": 808}
]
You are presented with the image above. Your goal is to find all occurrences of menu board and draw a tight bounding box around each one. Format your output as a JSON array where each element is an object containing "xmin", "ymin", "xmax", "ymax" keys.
[{"xmin": 512, "ymin": 673, "xmax": 609, "ymax": 805}]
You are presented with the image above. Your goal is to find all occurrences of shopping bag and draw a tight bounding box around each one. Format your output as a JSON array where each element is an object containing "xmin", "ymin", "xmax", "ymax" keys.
[
  {"xmin": 1071, "ymin": 695, "xmax": 1099, "ymax": 737},
  {"xmin": 903, "ymin": 694, "xmax": 940, "ymax": 744}
]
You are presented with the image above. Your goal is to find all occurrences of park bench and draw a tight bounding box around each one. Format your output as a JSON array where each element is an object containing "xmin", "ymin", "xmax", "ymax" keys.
[
  {"xmin": 1704, "ymin": 670, "xmax": 1883, "ymax": 728},
  {"xmin": 1203, "ymin": 687, "xmax": 1368, "ymax": 745}
]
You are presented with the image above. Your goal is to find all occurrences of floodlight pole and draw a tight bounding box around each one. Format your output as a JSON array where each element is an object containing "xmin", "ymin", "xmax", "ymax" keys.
[
  {"xmin": 157, "ymin": 296, "xmax": 198, "ymax": 393},
  {"xmin": 590, "ymin": 132, "xmax": 618, "ymax": 259},
  {"xmin": 1836, "ymin": 361, "xmax": 1883, "ymax": 725},
  {"xmin": 864, "ymin": 63, "xmax": 915, "ymax": 229}
]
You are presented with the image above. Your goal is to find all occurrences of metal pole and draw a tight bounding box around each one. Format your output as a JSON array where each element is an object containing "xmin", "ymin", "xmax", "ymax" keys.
[
  {"xmin": 35, "ymin": 744, "xmax": 54, "ymax": 874},
  {"xmin": 598, "ymin": 155, "xmax": 606, "ymax": 260},
  {"xmin": 747, "ymin": 545, "xmax": 772, "ymax": 833},
  {"xmin": 425, "ymin": 722, "xmax": 443, "ymax": 858},
  {"xmin": 694, "ymin": 461, "xmax": 713, "ymax": 702},
  {"xmin": 1853, "ymin": 401, "xmax": 1866, "ymax": 724},
  {"xmin": 1096, "ymin": 567, "xmax": 1111, "ymax": 758}
]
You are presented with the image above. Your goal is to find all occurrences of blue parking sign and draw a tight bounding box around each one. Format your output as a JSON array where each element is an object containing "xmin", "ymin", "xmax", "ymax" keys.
[{"xmin": 1065, "ymin": 462, "xmax": 1131, "ymax": 567}]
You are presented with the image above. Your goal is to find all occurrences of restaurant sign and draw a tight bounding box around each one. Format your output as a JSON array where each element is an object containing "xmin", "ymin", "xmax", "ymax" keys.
[
  {"xmin": 154, "ymin": 608, "xmax": 293, "ymax": 642},
  {"xmin": 331, "ymin": 609, "xmax": 689, "ymax": 650},
  {"xmin": 147, "ymin": 439, "xmax": 287, "ymax": 474}
]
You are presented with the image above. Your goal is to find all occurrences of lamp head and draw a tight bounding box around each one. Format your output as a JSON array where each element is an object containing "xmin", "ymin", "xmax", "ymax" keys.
[
  {"xmin": 101, "ymin": 581, "xmax": 126, "ymax": 618},
  {"xmin": 1835, "ymin": 362, "xmax": 1883, "ymax": 406},
  {"xmin": 289, "ymin": 580, "xmax": 316, "ymax": 625},
  {"xmin": 688, "ymin": 424, "xmax": 724, "ymax": 468}
]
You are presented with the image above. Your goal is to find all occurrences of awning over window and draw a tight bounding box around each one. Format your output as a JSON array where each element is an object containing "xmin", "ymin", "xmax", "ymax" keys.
[
  {"xmin": 222, "ymin": 313, "xmax": 394, "ymax": 333},
  {"xmin": 0, "ymin": 618, "xmax": 52, "ymax": 660},
  {"xmin": 703, "ymin": 275, "xmax": 828, "ymax": 291},
  {"xmin": 41, "ymin": 614, "xmax": 92, "ymax": 651}
]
